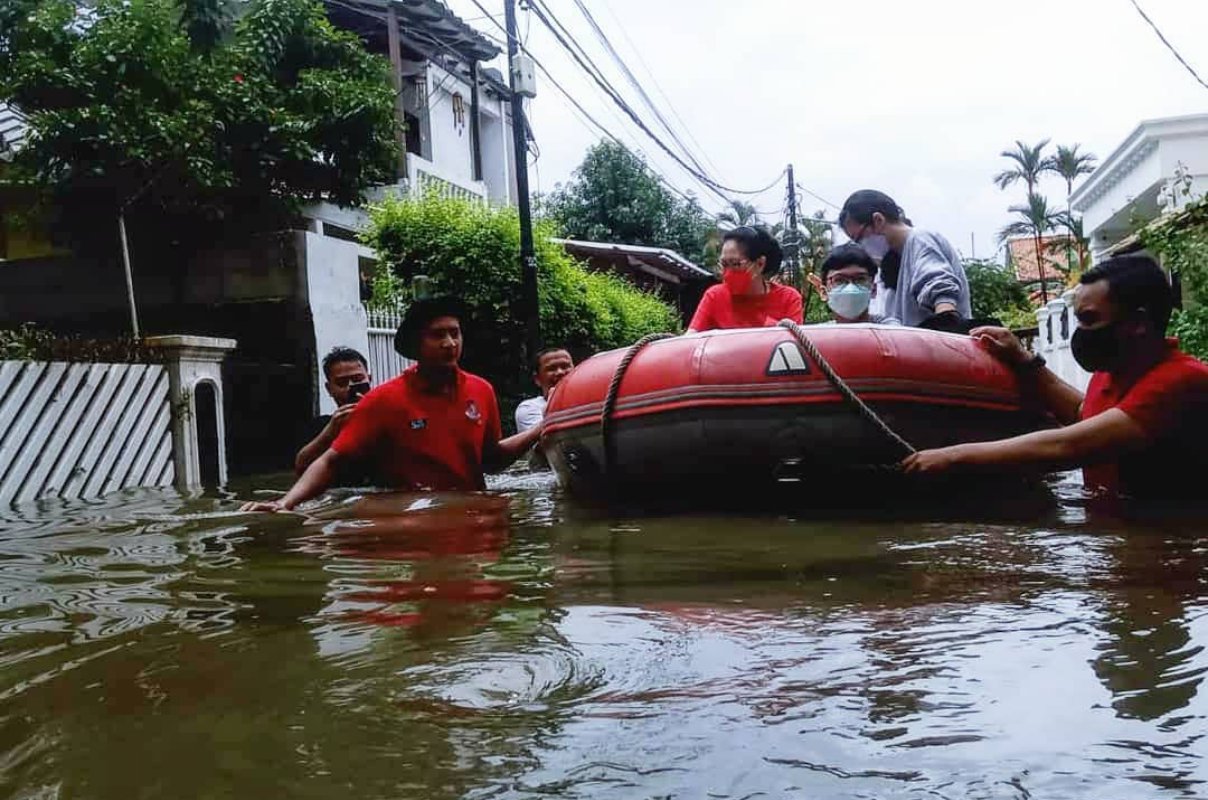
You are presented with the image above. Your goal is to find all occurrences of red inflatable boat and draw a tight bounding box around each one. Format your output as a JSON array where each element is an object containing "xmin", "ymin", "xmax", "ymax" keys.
[{"xmin": 539, "ymin": 324, "xmax": 1043, "ymax": 498}]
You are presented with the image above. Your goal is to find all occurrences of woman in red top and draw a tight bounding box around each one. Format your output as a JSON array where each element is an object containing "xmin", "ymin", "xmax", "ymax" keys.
[{"xmin": 687, "ymin": 226, "xmax": 803, "ymax": 332}]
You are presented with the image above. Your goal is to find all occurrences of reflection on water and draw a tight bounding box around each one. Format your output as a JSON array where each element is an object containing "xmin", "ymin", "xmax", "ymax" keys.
[{"xmin": 0, "ymin": 472, "xmax": 1205, "ymax": 798}]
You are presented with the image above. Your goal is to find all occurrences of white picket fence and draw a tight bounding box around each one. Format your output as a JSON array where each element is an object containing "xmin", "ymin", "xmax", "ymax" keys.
[
  {"xmin": 0, "ymin": 361, "xmax": 174, "ymax": 506},
  {"xmin": 365, "ymin": 305, "xmax": 413, "ymax": 382},
  {"xmin": 1036, "ymin": 289, "xmax": 1093, "ymax": 393}
]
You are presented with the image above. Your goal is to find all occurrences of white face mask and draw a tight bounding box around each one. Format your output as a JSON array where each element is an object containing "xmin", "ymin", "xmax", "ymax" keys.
[
  {"xmin": 857, "ymin": 234, "xmax": 890, "ymax": 261},
  {"xmin": 827, "ymin": 283, "xmax": 872, "ymax": 320}
]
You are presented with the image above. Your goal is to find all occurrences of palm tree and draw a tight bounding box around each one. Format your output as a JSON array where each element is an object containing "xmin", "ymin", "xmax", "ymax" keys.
[
  {"xmin": 1050, "ymin": 144, "xmax": 1097, "ymax": 273},
  {"xmin": 1046, "ymin": 212, "xmax": 1090, "ymax": 282},
  {"xmin": 993, "ymin": 139, "xmax": 1055, "ymax": 195},
  {"xmin": 716, "ymin": 200, "xmax": 761, "ymax": 230},
  {"xmin": 998, "ymin": 193, "xmax": 1063, "ymax": 304}
]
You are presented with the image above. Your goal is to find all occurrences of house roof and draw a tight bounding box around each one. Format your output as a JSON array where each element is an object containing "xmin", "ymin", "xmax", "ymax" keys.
[
  {"xmin": 1070, "ymin": 112, "xmax": 1208, "ymax": 213},
  {"xmin": 329, "ymin": 0, "xmax": 501, "ymax": 63},
  {"xmin": 1006, "ymin": 235, "xmax": 1072, "ymax": 283},
  {"xmin": 553, "ymin": 238, "xmax": 713, "ymax": 283}
]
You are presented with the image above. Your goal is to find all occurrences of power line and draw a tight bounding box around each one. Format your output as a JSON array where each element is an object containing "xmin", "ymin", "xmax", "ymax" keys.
[
  {"xmin": 522, "ymin": 0, "xmax": 732, "ymax": 203},
  {"xmin": 1128, "ymin": 0, "xmax": 1208, "ymax": 91},
  {"xmin": 567, "ymin": 0, "xmax": 713, "ymax": 177},
  {"xmin": 462, "ymin": 0, "xmax": 746, "ymax": 205},
  {"xmin": 524, "ymin": 0, "xmax": 785, "ymax": 198},
  {"xmin": 462, "ymin": 2, "xmax": 708, "ymax": 208},
  {"xmin": 796, "ymin": 182, "xmax": 840, "ymax": 211},
  {"xmin": 596, "ymin": 0, "xmax": 722, "ymax": 176}
]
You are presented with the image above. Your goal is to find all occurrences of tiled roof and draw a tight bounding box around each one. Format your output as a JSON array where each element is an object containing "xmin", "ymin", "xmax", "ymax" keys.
[{"xmin": 1007, "ymin": 235, "xmax": 1072, "ymax": 283}]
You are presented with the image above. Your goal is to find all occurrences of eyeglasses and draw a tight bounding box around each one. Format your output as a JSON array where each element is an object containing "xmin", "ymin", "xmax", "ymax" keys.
[
  {"xmin": 825, "ymin": 275, "xmax": 873, "ymax": 289},
  {"xmin": 718, "ymin": 258, "xmax": 752, "ymax": 270}
]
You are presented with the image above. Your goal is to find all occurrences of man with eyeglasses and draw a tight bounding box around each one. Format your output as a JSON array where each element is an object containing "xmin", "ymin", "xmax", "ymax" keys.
[
  {"xmin": 687, "ymin": 226, "xmax": 803, "ymax": 333},
  {"xmin": 808, "ymin": 243, "xmax": 900, "ymax": 324}
]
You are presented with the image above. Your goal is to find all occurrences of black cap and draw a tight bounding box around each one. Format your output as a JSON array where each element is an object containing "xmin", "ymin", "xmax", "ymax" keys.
[{"xmin": 394, "ymin": 296, "xmax": 467, "ymax": 359}]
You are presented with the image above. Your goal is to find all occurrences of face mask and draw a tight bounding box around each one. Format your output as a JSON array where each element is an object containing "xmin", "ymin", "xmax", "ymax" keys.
[
  {"xmin": 1071, "ymin": 324, "xmax": 1122, "ymax": 372},
  {"xmin": 723, "ymin": 268, "xmax": 754, "ymax": 295},
  {"xmin": 858, "ymin": 234, "xmax": 890, "ymax": 261},
  {"xmin": 827, "ymin": 283, "xmax": 872, "ymax": 320}
]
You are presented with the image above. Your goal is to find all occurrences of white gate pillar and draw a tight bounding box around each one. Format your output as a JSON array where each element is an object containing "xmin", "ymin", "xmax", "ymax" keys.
[{"xmin": 147, "ymin": 335, "xmax": 238, "ymax": 489}]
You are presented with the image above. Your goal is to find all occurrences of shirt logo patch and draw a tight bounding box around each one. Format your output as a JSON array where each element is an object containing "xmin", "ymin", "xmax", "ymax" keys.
[
  {"xmin": 465, "ymin": 400, "xmax": 481, "ymax": 422},
  {"xmin": 410, "ymin": 418, "xmax": 428, "ymax": 430}
]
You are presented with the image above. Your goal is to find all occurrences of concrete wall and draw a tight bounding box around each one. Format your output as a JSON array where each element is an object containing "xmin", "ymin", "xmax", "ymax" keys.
[{"xmin": 0, "ymin": 232, "xmax": 323, "ymax": 476}]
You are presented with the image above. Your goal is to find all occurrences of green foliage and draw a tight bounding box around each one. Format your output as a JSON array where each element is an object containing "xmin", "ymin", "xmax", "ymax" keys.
[
  {"xmin": 993, "ymin": 139, "xmax": 1053, "ymax": 193},
  {"xmin": 0, "ymin": 0, "xmax": 397, "ymax": 252},
  {"xmin": 363, "ymin": 193, "xmax": 680, "ymax": 413},
  {"xmin": 1139, "ymin": 196, "xmax": 1208, "ymax": 301},
  {"xmin": 540, "ymin": 140, "xmax": 717, "ymax": 267},
  {"xmin": 1169, "ymin": 307, "xmax": 1208, "ymax": 361},
  {"xmin": 0, "ymin": 323, "xmax": 167, "ymax": 361},
  {"xmin": 964, "ymin": 258, "xmax": 1031, "ymax": 321}
]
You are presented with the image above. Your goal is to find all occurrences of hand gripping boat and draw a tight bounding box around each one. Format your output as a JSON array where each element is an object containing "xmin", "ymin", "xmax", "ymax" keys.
[{"xmin": 539, "ymin": 323, "xmax": 1043, "ymax": 499}]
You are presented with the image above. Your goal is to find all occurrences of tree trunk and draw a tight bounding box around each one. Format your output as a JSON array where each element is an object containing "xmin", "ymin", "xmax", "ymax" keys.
[
  {"xmin": 1035, "ymin": 228, "xmax": 1048, "ymax": 305},
  {"xmin": 1065, "ymin": 178, "xmax": 1074, "ymax": 279}
]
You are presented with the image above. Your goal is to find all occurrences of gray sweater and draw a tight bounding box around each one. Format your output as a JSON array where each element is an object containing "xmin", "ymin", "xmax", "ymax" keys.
[{"xmin": 881, "ymin": 229, "xmax": 971, "ymax": 327}]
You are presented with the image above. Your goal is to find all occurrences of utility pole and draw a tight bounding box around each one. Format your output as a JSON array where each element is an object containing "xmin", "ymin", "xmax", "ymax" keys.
[
  {"xmin": 784, "ymin": 164, "xmax": 801, "ymax": 287},
  {"xmin": 505, "ymin": 0, "xmax": 540, "ymax": 361}
]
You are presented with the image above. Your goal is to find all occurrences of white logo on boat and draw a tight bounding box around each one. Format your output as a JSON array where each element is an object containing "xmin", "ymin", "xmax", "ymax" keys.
[{"xmin": 766, "ymin": 342, "xmax": 810, "ymax": 375}]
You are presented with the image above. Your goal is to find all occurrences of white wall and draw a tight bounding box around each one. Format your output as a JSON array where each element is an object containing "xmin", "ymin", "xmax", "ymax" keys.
[
  {"xmin": 480, "ymin": 108, "xmax": 511, "ymax": 205},
  {"xmin": 299, "ymin": 232, "xmax": 371, "ymax": 415},
  {"xmin": 426, "ymin": 65, "xmax": 476, "ymax": 187}
]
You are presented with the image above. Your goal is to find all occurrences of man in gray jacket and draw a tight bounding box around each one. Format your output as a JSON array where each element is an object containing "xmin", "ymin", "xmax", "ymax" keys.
[{"xmin": 838, "ymin": 190, "xmax": 971, "ymax": 331}]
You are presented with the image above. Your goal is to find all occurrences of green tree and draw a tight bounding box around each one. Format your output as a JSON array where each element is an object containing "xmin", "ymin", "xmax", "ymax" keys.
[
  {"xmin": 1051, "ymin": 144, "xmax": 1097, "ymax": 274},
  {"xmin": 993, "ymin": 139, "xmax": 1055, "ymax": 195},
  {"xmin": 999, "ymin": 192, "xmax": 1063, "ymax": 304},
  {"xmin": 542, "ymin": 140, "xmax": 715, "ymax": 267},
  {"xmin": 716, "ymin": 200, "xmax": 761, "ymax": 230},
  {"xmin": 0, "ymin": 0, "xmax": 397, "ymax": 253},
  {"xmin": 364, "ymin": 193, "xmax": 680, "ymax": 418},
  {"xmin": 964, "ymin": 258, "xmax": 1031, "ymax": 321}
]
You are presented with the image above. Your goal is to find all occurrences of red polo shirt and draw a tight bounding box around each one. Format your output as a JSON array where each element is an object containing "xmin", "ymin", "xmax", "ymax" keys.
[
  {"xmin": 689, "ymin": 282, "xmax": 804, "ymax": 331},
  {"xmin": 1080, "ymin": 340, "xmax": 1208, "ymax": 498},
  {"xmin": 332, "ymin": 366, "xmax": 502, "ymax": 491}
]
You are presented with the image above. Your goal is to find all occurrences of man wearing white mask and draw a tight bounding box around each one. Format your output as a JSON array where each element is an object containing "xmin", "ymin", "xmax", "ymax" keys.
[
  {"xmin": 808, "ymin": 243, "xmax": 900, "ymax": 324},
  {"xmin": 838, "ymin": 190, "xmax": 970, "ymax": 331}
]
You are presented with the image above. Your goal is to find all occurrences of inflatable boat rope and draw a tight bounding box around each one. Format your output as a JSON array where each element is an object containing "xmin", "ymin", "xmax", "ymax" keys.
[
  {"xmin": 776, "ymin": 320, "xmax": 916, "ymax": 458},
  {"xmin": 598, "ymin": 323, "xmax": 917, "ymax": 478},
  {"xmin": 601, "ymin": 331, "xmax": 678, "ymax": 476}
]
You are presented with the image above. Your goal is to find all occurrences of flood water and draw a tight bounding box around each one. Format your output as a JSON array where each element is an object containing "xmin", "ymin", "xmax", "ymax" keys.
[{"xmin": 1, "ymin": 470, "xmax": 1206, "ymax": 799}]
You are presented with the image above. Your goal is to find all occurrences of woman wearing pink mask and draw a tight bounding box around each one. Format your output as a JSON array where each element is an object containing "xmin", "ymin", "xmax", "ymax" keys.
[{"xmin": 686, "ymin": 226, "xmax": 803, "ymax": 333}]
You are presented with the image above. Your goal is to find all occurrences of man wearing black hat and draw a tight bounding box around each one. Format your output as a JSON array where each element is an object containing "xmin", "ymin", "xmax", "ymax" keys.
[{"xmin": 241, "ymin": 297, "xmax": 541, "ymax": 512}]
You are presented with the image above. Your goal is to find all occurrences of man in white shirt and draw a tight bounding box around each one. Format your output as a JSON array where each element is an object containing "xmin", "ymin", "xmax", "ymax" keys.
[{"xmin": 515, "ymin": 347, "xmax": 575, "ymax": 433}]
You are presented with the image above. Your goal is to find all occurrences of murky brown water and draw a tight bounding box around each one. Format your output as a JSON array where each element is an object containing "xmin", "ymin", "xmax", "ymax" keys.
[{"xmin": 1, "ymin": 471, "xmax": 1205, "ymax": 798}]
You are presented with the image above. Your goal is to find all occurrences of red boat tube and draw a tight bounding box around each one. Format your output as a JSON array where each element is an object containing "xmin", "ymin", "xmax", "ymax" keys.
[{"xmin": 539, "ymin": 324, "xmax": 1043, "ymax": 498}]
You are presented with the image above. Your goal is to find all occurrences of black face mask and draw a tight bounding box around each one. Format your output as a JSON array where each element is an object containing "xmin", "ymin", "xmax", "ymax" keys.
[{"xmin": 1071, "ymin": 324, "xmax": 1122, "ymax": 372}]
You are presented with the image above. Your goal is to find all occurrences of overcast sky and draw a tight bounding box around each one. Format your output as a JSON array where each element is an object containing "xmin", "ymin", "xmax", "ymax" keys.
[{"xmin": 448, "ymin": 0, "xmax": 1208, "ymax": 263}]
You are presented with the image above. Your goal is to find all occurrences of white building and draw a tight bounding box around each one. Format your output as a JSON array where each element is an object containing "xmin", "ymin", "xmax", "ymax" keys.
[
  {"xmin": 305, "ymin": 0, "xmax": 518, "ymax": 245},
  {"xmin": 1070, "ymin": 113, "xmax": 1208, "ymax": 260}
]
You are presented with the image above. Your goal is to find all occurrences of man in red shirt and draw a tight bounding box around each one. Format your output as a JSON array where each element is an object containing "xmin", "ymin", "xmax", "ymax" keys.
[
  {"xmin": 687, "ymin": 226, "xmax": 803, "ymax": 332},
  {"xmin": 902, "ymin": 256, "xmax": 1208, "ymax": 499},
  {"xmin": 241, "ymin": 297, "xmax": 541, "ymax": 512}
]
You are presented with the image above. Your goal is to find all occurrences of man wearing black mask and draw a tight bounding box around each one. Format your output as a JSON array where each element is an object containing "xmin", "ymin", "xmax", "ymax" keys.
[
  {"xmin": 839, "ymin": 190, "xmax": 972, "ymax": 332},
  {"xmin": 903, "ymin": 256, "xmax": 1208, "ymax": 500}
]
